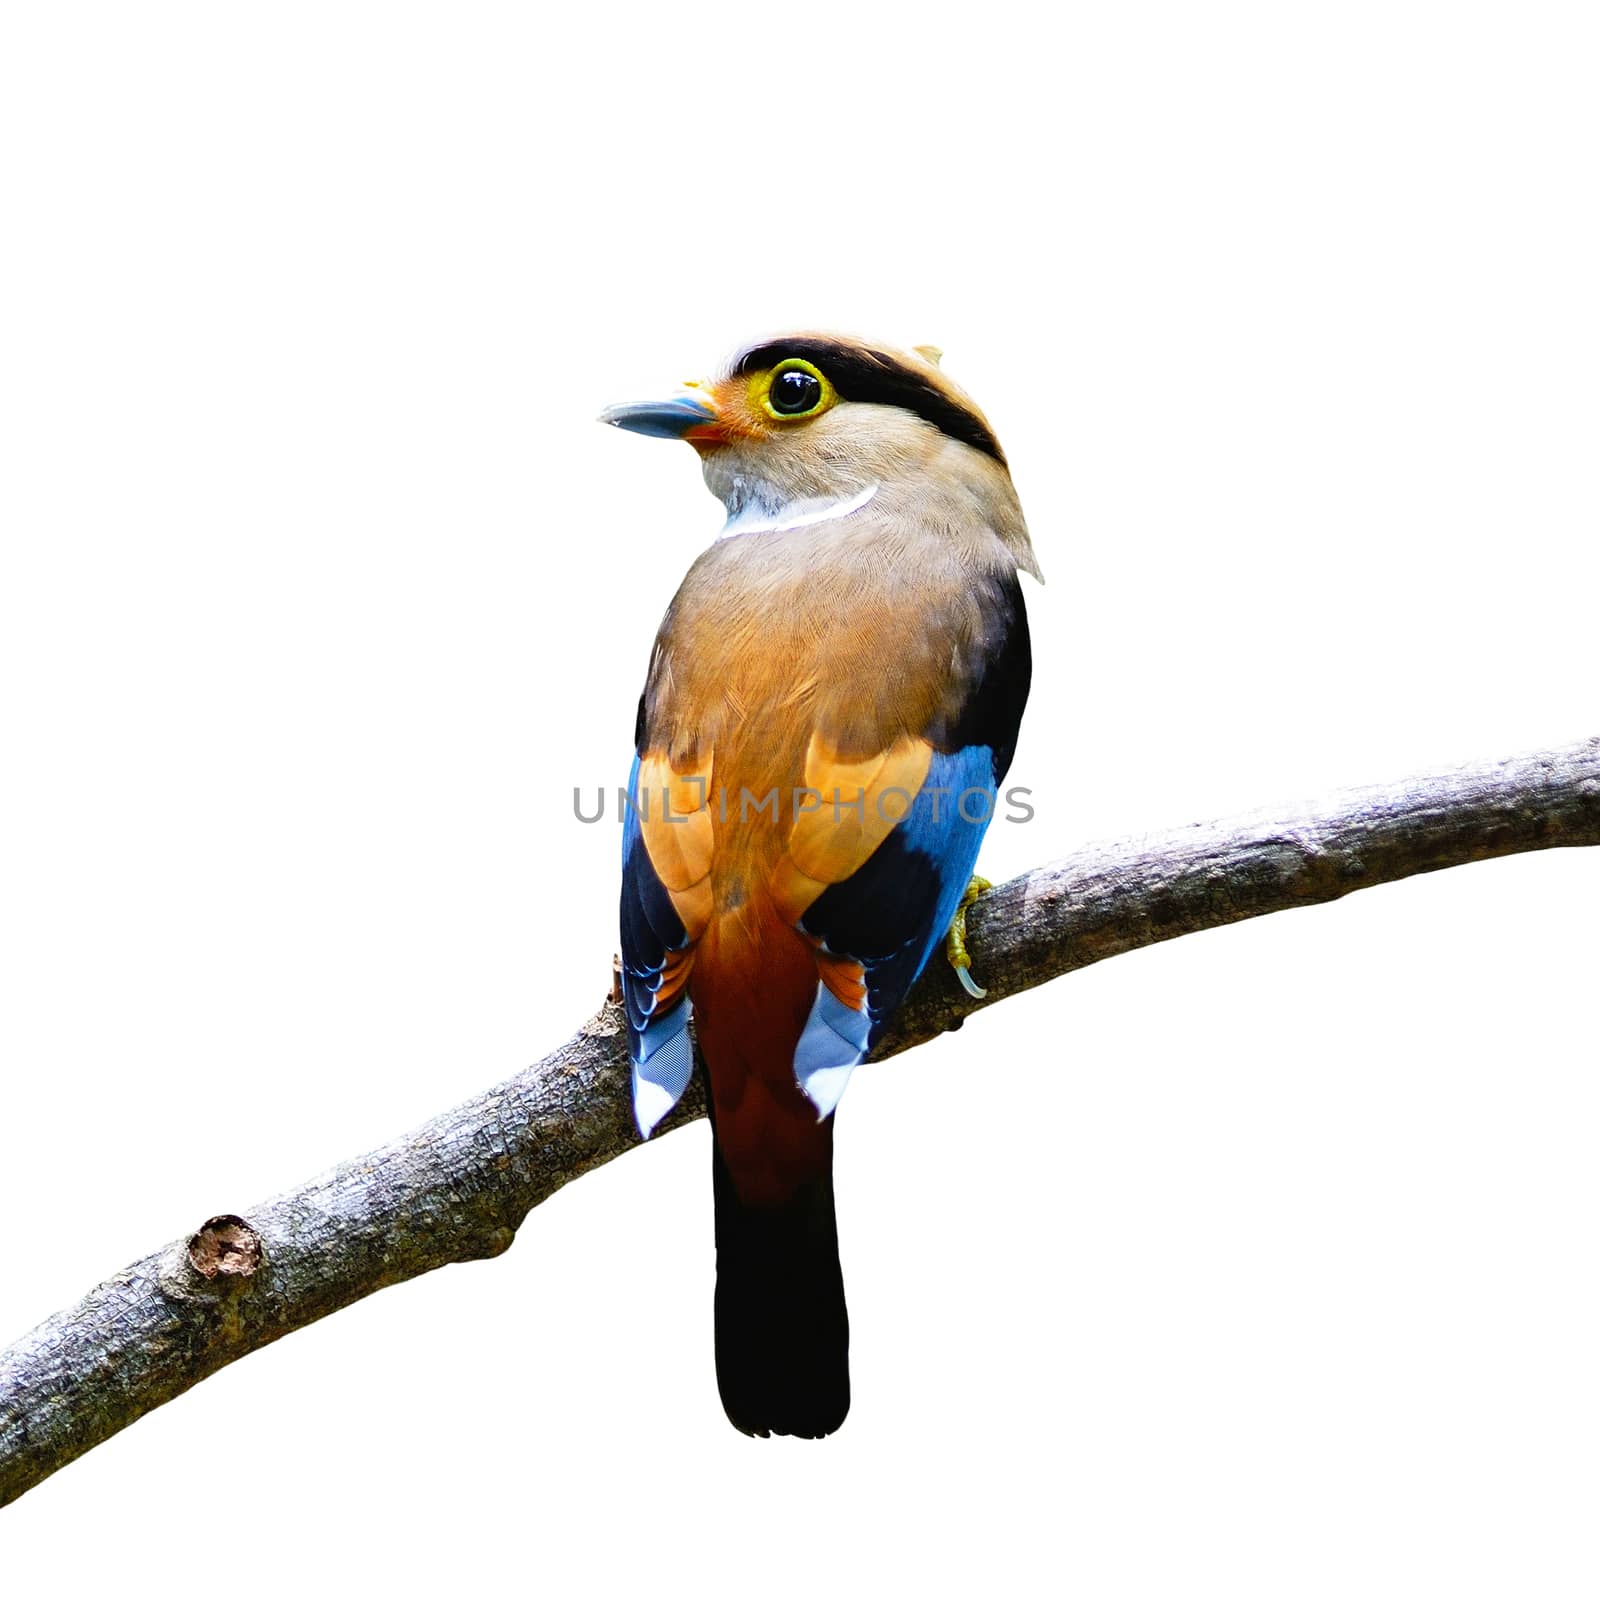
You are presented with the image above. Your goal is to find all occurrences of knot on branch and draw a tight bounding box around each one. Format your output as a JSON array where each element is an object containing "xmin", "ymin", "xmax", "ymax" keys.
[
  {"xmin": 187, "ymin": 1215, "xmax": 263, "ymax": 1280},
  {"xmin": 182, "ymin": 1215, "xmax": 263, "ymax": 1286},
  {"xmin": 155, "ymin": 1215, "xmax": 265, "ymax": 1322}
]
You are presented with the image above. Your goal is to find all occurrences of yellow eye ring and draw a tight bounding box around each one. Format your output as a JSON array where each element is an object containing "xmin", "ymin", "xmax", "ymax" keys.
[{"xmin": 755, "ymin": 358, "xmax": 836, "ymax": 422}]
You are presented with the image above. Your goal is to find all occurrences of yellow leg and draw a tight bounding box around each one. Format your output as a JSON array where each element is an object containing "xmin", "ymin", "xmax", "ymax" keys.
[{"xmin": 945, "ymin": 875, "xmax": 992, "ymax": 999}]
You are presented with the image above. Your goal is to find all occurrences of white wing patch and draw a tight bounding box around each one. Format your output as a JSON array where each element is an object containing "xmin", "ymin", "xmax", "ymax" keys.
[
  {"xmin": 632, "ymin": 998, "xmax": 695, "ymax": 1139},
  {"xmin": 793, "ymin": 981, "xmax": 871, "ymax": 1120}
]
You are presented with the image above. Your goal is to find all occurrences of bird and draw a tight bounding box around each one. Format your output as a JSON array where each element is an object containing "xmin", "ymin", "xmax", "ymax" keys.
[{"xmin": 601, "ymin": 333, "xmax": 1039, "ymax": 1437}]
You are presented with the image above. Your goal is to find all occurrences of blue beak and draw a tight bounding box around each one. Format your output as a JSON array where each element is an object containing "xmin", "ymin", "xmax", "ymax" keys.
[{"xmin": 598, "ymin": 389, "xmax": 721, "ymax": 440}]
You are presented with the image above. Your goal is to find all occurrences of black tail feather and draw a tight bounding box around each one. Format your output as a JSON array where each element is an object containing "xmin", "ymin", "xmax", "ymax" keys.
[{"xmin": 711, "ymin": 1138, "xmax": 850, "ymax": 1438}]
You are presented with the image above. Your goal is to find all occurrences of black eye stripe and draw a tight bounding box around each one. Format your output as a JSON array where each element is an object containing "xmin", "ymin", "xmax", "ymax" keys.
[{"xmin": 734, "ymin": 338, "xmax": 1005, "ymax": 464}]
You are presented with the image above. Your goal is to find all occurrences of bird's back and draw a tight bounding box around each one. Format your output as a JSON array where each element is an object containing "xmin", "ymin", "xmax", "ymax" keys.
[{"xmin": 641, "ymin": 509, "xmax": 1019, "ymax": 1180}]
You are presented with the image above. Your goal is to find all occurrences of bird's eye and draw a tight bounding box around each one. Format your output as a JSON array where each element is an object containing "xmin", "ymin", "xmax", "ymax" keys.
[{"xmin": 766, "ymin": 364, "xmax": 826, "ymax": 417}]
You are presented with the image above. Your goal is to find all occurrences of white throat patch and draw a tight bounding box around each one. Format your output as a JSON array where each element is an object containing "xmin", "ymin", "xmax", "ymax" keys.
[{"xmin": 720, "ymin": 483, "xmax": 878, "ymax": 539}]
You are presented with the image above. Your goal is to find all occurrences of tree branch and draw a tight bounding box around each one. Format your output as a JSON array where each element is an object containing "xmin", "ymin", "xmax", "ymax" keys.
[{"xmin": 3, "ymin": 738, "xmax": 1596, "ymax": 1506}]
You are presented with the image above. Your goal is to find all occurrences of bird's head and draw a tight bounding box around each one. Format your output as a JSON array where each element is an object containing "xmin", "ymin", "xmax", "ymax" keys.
[{"xmin": 601, "ymin": 332, "xmax": 1039, "ymax": 576}]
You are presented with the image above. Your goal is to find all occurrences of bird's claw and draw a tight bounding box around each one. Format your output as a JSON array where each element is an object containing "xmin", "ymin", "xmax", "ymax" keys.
[{"xmin": 945, "ymin": 875, "xmax": 992, "ymax": 999}]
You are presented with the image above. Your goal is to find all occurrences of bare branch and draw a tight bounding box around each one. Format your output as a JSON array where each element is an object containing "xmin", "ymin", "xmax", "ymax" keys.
[{"xmin": 3, "ymin": 738, "xmax": 1596, "ymax": 1507}]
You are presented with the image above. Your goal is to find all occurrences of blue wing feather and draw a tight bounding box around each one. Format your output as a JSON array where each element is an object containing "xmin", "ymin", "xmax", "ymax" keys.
[
  {"xmin": 620, "ymin": 756, "xmax": 695, "ymax": 1135},
  {"xmin": 800, "ymin": 745, "xmax": 997, "ymax": 1047}
]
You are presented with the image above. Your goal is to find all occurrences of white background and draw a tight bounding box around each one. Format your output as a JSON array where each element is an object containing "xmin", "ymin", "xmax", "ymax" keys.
[{"xmin": 2, "ymin": 3, "xmax": 1596, "ymax": 1594}]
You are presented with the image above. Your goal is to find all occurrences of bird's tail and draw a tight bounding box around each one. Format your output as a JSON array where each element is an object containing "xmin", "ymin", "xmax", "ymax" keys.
[{"xmin": 711, "ymin": 1134, "xmax": 850, "ymax": 1438}]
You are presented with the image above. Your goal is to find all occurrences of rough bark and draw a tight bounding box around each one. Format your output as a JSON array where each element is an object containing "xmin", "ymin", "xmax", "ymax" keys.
[{"xmin": 2, "ymin": 738, "xmax": 1596, "ymax": 1507}]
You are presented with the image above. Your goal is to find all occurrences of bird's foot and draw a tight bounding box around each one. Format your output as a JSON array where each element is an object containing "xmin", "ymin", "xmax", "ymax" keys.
[{"xmin": 945, "ymin": 875, "xmax": 993, "ymax": 999}]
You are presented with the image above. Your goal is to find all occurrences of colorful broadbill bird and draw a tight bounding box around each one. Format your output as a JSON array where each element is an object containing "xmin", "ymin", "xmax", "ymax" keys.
[{"xmin": 602, "ymin": 334, "xmax": 1038, "ymax": 1436}]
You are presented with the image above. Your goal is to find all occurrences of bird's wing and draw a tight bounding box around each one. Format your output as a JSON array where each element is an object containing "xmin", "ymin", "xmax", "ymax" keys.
[
  {"xmin": 620, "ymin": 748, "xmax": 713, "ymax": 1136},
  {"xmin": 771, "ymin": 570, "xmax": 1032, "ymax": 1114}
]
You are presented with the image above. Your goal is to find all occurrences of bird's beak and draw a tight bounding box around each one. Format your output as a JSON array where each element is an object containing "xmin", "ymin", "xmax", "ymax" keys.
[{"xmin": 598, "ymin": 384, "xmax": 724, "ymax": 444}]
